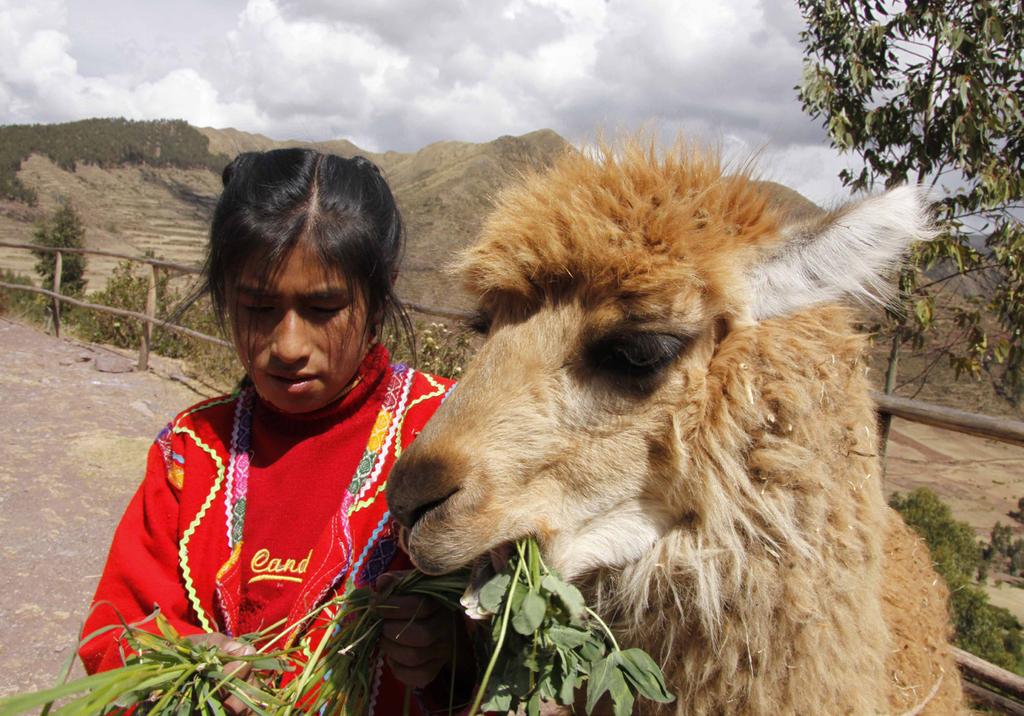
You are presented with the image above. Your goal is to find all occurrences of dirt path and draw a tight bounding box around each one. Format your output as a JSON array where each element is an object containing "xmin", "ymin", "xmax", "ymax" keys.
[
  {"xmin": 0, "ymin": 318, "xmax": 215, "ymax": 697},
  {"xmin": 1, "ymin": 318, "xmax": 1023, "ymax": 699}
]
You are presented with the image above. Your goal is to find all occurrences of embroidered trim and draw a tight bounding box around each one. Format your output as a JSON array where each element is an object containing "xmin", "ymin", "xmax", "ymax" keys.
[
  {"xmin": 300, "ymin": 365, "xmax": 416, "ymax": 629},
  {"xmin": 224, "ymin": 389, "xmax": 254, "ymax": 548},
  {"xmin": 348, "ymin": 365, "xmax": 414, "ymax": 516},
  {"xmin": 392, "ymin": 372, "xmax": 447, "ymax": 459},
  {"xmin": 350, "ymin": 512, "xmax": 391, "ymax": 586},
  {"xmin": 216, "ymin": 542, "xmax": 244, "ymax": 582},
  {"xmin": 173, "ymin": 424, "xmax": 226, "ymax": 633}
]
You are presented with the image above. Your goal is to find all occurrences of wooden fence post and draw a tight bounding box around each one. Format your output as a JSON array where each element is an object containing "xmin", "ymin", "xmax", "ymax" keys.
[
  {"xmin": 138, "ymin": 264, "xmax": 157, "ymax": 370},
  {"xmin": 51, "ymin": 250, "xmax": 62, "ymax": 338}
]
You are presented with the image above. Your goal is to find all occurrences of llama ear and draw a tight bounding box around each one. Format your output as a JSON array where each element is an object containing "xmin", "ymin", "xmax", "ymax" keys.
[{"xmin": 746, "ymin": 186, "xmax": 935, "ymax": 321}]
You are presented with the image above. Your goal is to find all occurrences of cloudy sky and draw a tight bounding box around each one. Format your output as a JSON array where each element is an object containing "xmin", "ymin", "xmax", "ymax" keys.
[{"xmin": 1, "ymin": 0, "xmax": 860, "ymax": 204}]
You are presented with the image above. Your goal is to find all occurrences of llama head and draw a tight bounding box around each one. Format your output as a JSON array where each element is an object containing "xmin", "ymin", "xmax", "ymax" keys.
[{"xmin": 387, "ymin": 141, "xmax": 932, "ymax": 579}]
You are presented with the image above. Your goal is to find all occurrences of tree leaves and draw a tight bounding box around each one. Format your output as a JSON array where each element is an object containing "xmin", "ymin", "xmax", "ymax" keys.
[{"xmin": 797, "ymin": 0, "xmax": 1024, "ymax": 405}]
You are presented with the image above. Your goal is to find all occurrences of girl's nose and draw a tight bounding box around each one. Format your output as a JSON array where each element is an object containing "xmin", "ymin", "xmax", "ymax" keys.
[{"xmin": 271, "ymin": 310, "xmax": 311, "ymax": 365}]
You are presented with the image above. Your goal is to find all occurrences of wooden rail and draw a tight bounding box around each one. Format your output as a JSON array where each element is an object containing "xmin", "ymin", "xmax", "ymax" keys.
[
  {"xmin": 0, "ymin": 243, "xmax": 473, "ymax": 368},
  {"xmin": 0, "ymin": 281, "xmax": 233, "ymax": 350},
  {"xmin": 0, "ymin": 240, "xmax": 200, "ymax": 273},
  {"xmin": 3, "ymin": 240, "xmax": 1022, "ymax": 442},
  {"xmin": 873, "ymin": 391, "xmax": 1024, "ymax": 448},
  {"xmin": 955, "ymin": 647, "xmax": 1024, "ymax": 713}
]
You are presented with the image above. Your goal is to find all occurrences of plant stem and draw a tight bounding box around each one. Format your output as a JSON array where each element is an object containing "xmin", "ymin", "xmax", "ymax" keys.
[
  {"xmin": 467, "ymin": 557, "xmax": 524, "ymax": 715},
  {"xmin": 585, "ymin": 607, "xmax": 620, "ymax": 652}
]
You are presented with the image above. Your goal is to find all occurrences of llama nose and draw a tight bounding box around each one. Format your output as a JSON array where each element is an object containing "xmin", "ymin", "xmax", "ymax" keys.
[{"xmin": 387, "ymin": 454, "xmax": 462, "ymax": 529}]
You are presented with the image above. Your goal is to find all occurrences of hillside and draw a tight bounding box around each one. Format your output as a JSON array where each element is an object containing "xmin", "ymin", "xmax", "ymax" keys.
[
  {"xmin": 0, "ymin": 120, "xmax": 570, "ymax": 307},
  {"xmin": 198, "ymin": 126, "xmax": 569, "ymax": 304}
]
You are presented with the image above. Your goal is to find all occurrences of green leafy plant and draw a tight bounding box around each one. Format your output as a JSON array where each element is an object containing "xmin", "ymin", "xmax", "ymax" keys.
[
  {"xmin": 0, "ymin": 612, "xmax": 289, "ymax": 716},
  {"xmin": 468, "ymin": 540, "xmax": 674, "ymax": 715},
  {"xmin": 282, "ymin": 570, "xmax": 470, "ymax": 716},
  {"xmin": 0, "ymin": 269, "xmax": 47, "ymax": 321},
  {"xmin": 385, "ymin": 320, "xmax": 475, "ymax": 381}
]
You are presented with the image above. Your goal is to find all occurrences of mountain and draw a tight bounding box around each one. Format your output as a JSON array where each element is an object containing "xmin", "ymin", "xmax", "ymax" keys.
[
  {"xmin": 0, "ymin": 119, "xmax": 818, "ymax": 310},
  {"xmin": 0, "ymin": 121, "xmax": 569, "ymax": 307}
]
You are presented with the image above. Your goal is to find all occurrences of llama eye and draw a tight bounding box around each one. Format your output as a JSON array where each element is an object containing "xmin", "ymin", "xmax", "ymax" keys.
[
  {"xmin": 588, "ymin": 332, "xmax": 688, "ymax": 380},
  {"xmin": 467, "ymin": 310, "xmax": 492, "ymax": 335}
]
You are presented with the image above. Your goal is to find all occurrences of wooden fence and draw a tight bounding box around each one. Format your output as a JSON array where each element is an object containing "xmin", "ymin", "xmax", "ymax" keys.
[
  {"xmin": 0, "ymin": 240, "xmax": 468, "ymax": 370},
  {"xmin": 3, "ymin": 239, "xmax": 1024, "ymax": 710}
]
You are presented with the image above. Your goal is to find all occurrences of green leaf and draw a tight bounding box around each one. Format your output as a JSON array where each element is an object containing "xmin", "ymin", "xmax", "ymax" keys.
[
  {"xmin": 609, "ymin": 666, "xmax": 635, "ymax": 716},
  {"xmin": 618, "ymin": 648, "xmax": 675, "ymax": 703},
  {"xmin": 585, "ymin": 654, "xmax": 619, "ymax": 714},
  {"xmin": 153, "ymin": 612, "xmax": 181, "ymax": 642},
  {"xmin": 527, "ymin": 690, "xmax": 542, "ymax": 716},
  {"xmin": 914, "ymin": 298, "xmax": 932, "ymax": 326},
  {"xmin": 245, "ymin": 656, "xmax": 290, "ymax": 671},
  {"xmin": 547, "ymin": 624, "xmax": 590, "ymax": 649},
  {"xmin": 542, "ymin": 574, "xmax": 586, "ymax": 620},
  {"xmin": 559, "ymin": 662, "xmax": 577, "ymax": 704},
  {"xmin": 579, "ymin": 632, "xmax": 608, "ymax": 662},
  {"xmin": 478, "ymin": 572, "xmax": 512, "ymax": 613},
  {"xmin": 512, "ymin": 592, "xmax": 547, "ymax": 636}
]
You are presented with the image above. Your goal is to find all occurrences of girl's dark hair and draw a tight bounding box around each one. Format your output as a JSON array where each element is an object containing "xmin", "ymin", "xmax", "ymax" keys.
[{"xmin": 194, "ymin": 148, "xmax": 412, "ymax": 350}]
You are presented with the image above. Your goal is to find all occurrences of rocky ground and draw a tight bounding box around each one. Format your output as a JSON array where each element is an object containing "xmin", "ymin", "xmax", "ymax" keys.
[
  {"xmin": 0, "ymin": 317, "xmax": 214, "ymax": 697},
  {"xmin": 0, "ymin": 317, "xmax": 1022, "ymax": 699}
]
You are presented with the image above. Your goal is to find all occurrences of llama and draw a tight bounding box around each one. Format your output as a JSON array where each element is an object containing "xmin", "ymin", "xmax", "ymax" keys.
[{"xmin": 387, "ymin": 141, "xmax": 964, "ymax": 714}]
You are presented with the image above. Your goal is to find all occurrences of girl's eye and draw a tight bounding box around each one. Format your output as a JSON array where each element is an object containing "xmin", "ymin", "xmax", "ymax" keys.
[
  {"xmin": 311, "ymin": 306, "xmax": 345, "ymax": 315},
  {"xmin": 244, "ymin": 305, "xmax": 274, "ymax": 314}
]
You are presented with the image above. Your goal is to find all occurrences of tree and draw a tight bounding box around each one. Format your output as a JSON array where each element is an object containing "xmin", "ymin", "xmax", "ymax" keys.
[
  {"xmin": 32, "ymin": 199, "xmax": 88, "ymax": 296},
  {"xmin": 797, "ymin": 0, "xmax": 1024, "ymax": 408},
  {"xmin": 890, "ymin": 489, "xmax": 1024, "ymax": 672}
]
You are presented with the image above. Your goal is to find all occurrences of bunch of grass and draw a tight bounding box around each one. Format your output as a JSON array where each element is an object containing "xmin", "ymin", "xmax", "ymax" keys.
[
  {"xmin": 280, "ymin": 570, "xmax": 470, "ymax": 715},
  {"xmin": 0, "ymin": 540, "xmax": 672, "ymax": 715},
  {"xmin": 0, "ymin": 612, "xmax": 289, "ymax": 715}
]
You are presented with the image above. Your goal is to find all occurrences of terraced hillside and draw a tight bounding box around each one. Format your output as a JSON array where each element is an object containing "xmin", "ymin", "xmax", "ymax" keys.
[
  {"xmin": 0, "ymin": 156, "xmax": 219, "ymax": 288},
  {"xmin": 0, "ymin": 124, "xmax": 569, "ymax": 306}
]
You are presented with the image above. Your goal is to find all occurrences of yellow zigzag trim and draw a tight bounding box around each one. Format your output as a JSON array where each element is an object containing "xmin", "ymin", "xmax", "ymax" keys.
[
  {"xmin": 349, "ymin": 481, "xmax": 388, "ymax": 515},
  {"xmin": 173, "ymin": 424, "xmax": 226, "ymax": 633},
  {"xmin": 392, "ymin": 372, "xmax": 447, "ymax": 459},
  {"xmin": 180, "ymin": 393, "xmax": 237, "ymax": 419}
]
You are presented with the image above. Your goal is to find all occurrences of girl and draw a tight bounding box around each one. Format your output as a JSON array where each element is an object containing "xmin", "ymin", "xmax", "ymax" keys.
[{"xmin": 80, "ymin": 149, "xmax": 468, "ymax": 714}]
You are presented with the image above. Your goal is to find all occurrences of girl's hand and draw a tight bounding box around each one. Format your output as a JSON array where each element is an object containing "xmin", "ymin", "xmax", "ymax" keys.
[
  {"xmin": 374, "ymin": 572, "xmax": 456, "ymax": 688},
  {"xmin": 186, "ymin": 632, "xmax": 258, "ymax": 715}
]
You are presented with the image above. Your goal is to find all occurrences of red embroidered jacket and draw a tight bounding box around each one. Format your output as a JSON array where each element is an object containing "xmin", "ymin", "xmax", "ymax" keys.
[{"xmin": 80, "ymin": 346, "xmax": 454, "ymax": 714}]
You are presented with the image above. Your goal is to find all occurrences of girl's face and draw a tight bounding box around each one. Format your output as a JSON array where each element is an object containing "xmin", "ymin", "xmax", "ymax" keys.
[{"xmin": 231, "ymin": 241, "xmax": 372, "ymax": 414}]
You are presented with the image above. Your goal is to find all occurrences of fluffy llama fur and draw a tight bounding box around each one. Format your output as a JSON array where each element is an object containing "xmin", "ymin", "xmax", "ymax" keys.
[{"xmin": 388, "ymin": 141, "xmax": 964, "ymax": 714}]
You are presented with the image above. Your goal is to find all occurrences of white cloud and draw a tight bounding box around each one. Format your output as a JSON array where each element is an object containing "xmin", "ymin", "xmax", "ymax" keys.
[
  {"xmin": 0, "ymin": 0, "xmax": 266, "ymax": 129},
  {"xmin": 0, "ymin": 0, "xmax": 857, "ymax": 201}
]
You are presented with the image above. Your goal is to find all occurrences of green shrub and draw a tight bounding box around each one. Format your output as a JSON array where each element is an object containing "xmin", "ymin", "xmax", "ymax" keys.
[
  {"xmin": 890, "ymin": 488, "xmax": 1024, "ymax": 673},
  {"xmin": 71, "ymin": 261, "xmax": 240, "ymax": 390},
  {"xmin": 32, "ymin": 200, "xmax": 88, "ymax": 296},
  {"xmin": 0, "ymin": 270, "xmax": 47, "ymax": 321}
]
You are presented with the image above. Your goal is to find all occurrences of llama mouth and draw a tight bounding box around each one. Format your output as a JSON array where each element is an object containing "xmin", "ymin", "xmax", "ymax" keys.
[{"xmin": 460, "ymin": 542, "xmax": 514, "ymax": 620}]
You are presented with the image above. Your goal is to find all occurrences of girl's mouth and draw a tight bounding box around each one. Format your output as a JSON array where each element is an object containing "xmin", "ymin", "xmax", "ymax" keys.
[{"xmin": 269, "ymin": 373, "xmax": 317, "ymax": 393}]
